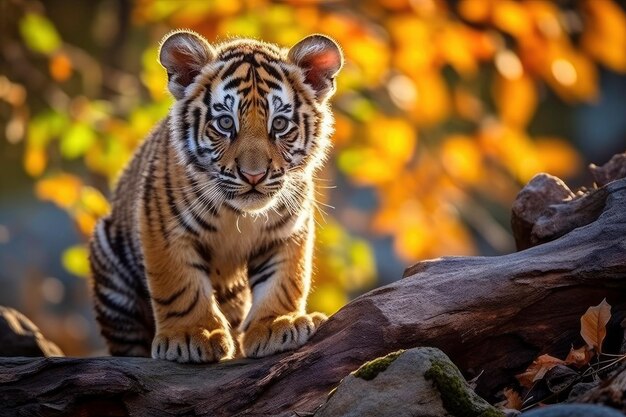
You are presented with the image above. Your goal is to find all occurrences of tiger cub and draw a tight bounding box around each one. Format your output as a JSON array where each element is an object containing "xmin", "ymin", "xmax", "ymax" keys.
[{"xmin": 88, "ymin": 30, "xmax": 343, "ymax": 363}]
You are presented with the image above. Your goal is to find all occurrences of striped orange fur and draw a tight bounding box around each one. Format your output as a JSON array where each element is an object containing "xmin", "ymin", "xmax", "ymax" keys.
[{"xmin": 89, "ymin": 30, "xmax": 343, "ymax": 362}]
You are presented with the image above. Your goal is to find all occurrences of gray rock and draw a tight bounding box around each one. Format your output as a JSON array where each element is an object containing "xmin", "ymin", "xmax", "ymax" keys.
[
  {"xmin": 567, "ymin": 381, "xmax": 599, "ymax": 401},
  {"xmin": 314, "ymin": 347, "xmax": 503, "ymax": 417},
  {"xmin": 521, "ymin": 404, "xmax": 625, "ymax": 417},
  {"xmin": 0, "ymin": 306, "xmax": 63, "ymax": 357}
]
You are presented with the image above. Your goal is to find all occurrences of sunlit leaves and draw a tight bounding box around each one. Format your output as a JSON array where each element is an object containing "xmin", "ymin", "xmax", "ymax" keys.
[
  {"xmin": 493, "ymin": 73, "xmax": 537, "ymax": 129},
  {"xmin": 581, "ymin": 0, "xmax": 626, "ymax": 73},
  {"xmin": 338, "ymin": 117, "xmax": 415, "ymax": 185},
  {"xmin": 11, "ymin": 0, "xmax": 626, "ymax": 306},
  {"xmin": 313, "ymin": 219, "xmax": 376, "ymax": 314},
  {"xmin": 60, "ymin": 123, "xmax": 96, "ymax": 159},
  {"xmin": 441, "ymin": 135, "xmax": 482, "ymax": 184},
  {"xmin": 19, "ymin": 13, "xmax": 61, "ymax": 54},
  {"xmin": 35, "ymin": 174, "xmax": 82, "ymax": 210},
  {"xmin": 35, "ymin": 174, "xmax": 110, "ymax": 235}
]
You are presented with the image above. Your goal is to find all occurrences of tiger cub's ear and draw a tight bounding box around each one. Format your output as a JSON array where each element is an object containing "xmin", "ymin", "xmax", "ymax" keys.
[
  {"xmin": 159, "ymin": 30, "xmax": 215, "ymax": 99},
  {"xmin": 288, "ymin": 34, "xmax": 343, "ymax": 101}
]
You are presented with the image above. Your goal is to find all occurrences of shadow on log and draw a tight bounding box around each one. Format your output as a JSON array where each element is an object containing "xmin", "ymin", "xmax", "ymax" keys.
[{"xmin": 1, "ymin": 154, "xmax": 625, "ymax": 416}]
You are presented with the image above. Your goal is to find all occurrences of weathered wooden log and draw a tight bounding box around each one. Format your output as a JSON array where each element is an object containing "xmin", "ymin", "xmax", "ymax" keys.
[{"xmin": 1, "ymin": 156, "xmax": 625, "ymax": 416}]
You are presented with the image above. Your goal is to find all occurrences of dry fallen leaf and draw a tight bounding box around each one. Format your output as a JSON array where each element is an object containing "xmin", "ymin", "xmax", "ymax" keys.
[
  {"xmin": 516, "ymin": 354, "xmax": 565, "ymax": 388},
  {"xmin": 564, "ymin": 345, "xmax": 594, "ymax": 367},
  {"xmin": 503, "ymin": 387, "xmax": 523, "ymax": 410},
  {"xmin": 580, "ymin": 298, "xmax": 612, "ymax": 353}
]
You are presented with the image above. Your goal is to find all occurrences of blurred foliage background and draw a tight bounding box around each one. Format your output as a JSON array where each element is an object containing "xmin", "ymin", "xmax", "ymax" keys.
[{"xmin": 1, "ymin": 0, "xmax": 625, "ymax": 356}]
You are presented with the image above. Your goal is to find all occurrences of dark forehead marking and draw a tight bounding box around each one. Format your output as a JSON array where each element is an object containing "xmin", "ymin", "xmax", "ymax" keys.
[{"xmin": 218, "ymin": 47, "xmax": 280, "ymax": 63}]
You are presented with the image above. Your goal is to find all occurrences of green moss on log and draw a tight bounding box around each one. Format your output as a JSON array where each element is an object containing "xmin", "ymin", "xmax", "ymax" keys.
[
  {"xmin": 425, "ymin": 359, "xmax": 504, "ymax": 417},
  {"xmin": 352, "ymin": 350, "xmax": 405, "ymax": 381}
]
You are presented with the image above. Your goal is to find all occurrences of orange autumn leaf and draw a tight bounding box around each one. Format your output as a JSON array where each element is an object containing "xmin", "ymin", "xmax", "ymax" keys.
[
  {"xmin": 580, "ymin": 298, "xmax": 611, "ymax": 353},
  {"xmin": 503, "ymin": 387, "xmax": 523, "ymax": 410},
  {"xmin": 49, "ymin": 52, "xmax": 73, "ymax": 82},
  {"xmin": 516, "ymin": 354, "xmax": 565, "ymax": 388},
  {"xmin": 35, "ymin": 173, "xmax": 83, "ymax": 210},
  {"xmin": 493, "ymin": 73, "xmax": 538, "ymax": 129},
  {"xmin": 564, "ymin": 345, "xmax": 594, "ymax": 367}
]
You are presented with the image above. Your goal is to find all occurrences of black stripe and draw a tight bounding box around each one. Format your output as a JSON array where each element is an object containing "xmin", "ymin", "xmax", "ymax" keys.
[
  {"xmin": 193, "ymin": 240, "xmax": 212, "ymax": 264},
  {"xmin": 101, "ymin": 328, "xmax": 151, "ymax": 347},
  {"xmin": 302, "ymin": 113, "xmax": 311, "ymax": 149},
  {"xmin": 261, "ymin": 61, "xmax": 282, "ymax": 80},
  {"xmin": 91, "ymin": 229, "xmax": 141, "ymax": 294},
  {"xmin": 153, "ymin": 284, "xmax": 189, "ymax": 306},
  {"xmin": 163, "ymin": 149, "xmax": 200, "ymax": 237},
  {"xmin": 265, "ymin": 214, "xmax": 294, "ymax": 231},
  {"xmin": 250, "ymin": 271, "xmax": 273, "ymax": 289},
  {"xmin": 264, "ymin": 79, "xmax": 281, "ymax": 91},
  {"xmin": 224, "ymin": 76, "xmax": 246, "ymax": 90},
  {"xmin": 215, "ymin": 282, "xmax": 246, "ymax": 305},
  {"xmin": 95, "ymin": 288, "xmax": 139, "ymax": 320},
  {"xmin": 177, "ymin": 179, "xmax": 218, "ymax": 233},
  {"xmin": 165, "ymin": 290, "xmax": 200, "ymax": 319},
  {"xmin": 277, "ymin": 283, "xmax": 296, "ymax": 311},
  {"xmin": 189, "ymin": 262, "xmax": 211, "ymax": 275}
]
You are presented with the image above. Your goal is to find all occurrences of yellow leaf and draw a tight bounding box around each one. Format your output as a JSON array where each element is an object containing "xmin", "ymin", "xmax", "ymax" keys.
[
  {"xmin": 80, "ymin": 186, "xmax": 110, "ymax": 217},
  {"xmin": 308, "ymin": 284, "xmax": 347, "ymax": 316},
  {"xmin": 493, "ymin": 73, "xmax": 537, "ymax": 128},
  {"xmin": 75, "ymin": 210, "xmax": 97, "ymax": 236},
  {"xmin": 535, "ymin": 137, "xmax": 582, "ymax": 178},
  {"xmin": 580, "ymin": 298, "xmax": 611, "ymax": 353},
  {"xmin": 19, "ymin": 13, "xmax": 61, "ymax": 55},
  {"xmin": 60, "ymin": 123, "xmax": 97, "ymax": 159},
  {"xmin": 458, "ymin": 0, "xmax": 492, "ymax": 23},
  {"xmin": 367, "ymin": 116, "xmax": 416, "ymax": 163},
  {"xmin": 35, "ymin": 173, "xmax": 82, "ymax": 210},
  {"xmin": 62, "ymin": 245, "xmax": 90, "ymax": 278},
  {"xmin": 410, "ymin": 71, "xmax": 450, "ymax": 126},
  {"xmin": 492, "ymin": 1, "xmax": 532, "ymax": 38},
  {"xmin": 581, "ymin": 0, "xmax": 626, "ymax": 72},
  {"xmin": 24, "ymin": 146, "xmax": 46, "ymax": 177},
  {"xmin": 441, "ymin": 135, "xmax": 483, "ymax": 184},
  {"xmin": 439, "ymin": 24, "xmax": 478, "ymax": 76}
]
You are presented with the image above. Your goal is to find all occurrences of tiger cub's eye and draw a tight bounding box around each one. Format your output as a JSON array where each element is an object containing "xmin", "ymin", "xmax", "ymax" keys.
[
  {"xmin": 271, "ymin": 117, "xmax": 288, "ymax": 134},
  {"xmin": 217, "ymin": 115, "xmax": 235, "ymax": 132}
]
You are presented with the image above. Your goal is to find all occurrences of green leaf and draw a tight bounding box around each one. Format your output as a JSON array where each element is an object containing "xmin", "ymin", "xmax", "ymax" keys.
[
  {"xmin": 60, "ymin": 123, "xmax": 96, "ymax": 159},
  {"xmin": 19, "ymin": 13, "xmax": 61, "ymax": 54}
]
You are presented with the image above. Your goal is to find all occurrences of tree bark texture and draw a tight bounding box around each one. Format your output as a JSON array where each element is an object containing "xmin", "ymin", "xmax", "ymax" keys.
[{"xmin": 1, "ymin": 155, "xmax": 625, "ymax": 417}]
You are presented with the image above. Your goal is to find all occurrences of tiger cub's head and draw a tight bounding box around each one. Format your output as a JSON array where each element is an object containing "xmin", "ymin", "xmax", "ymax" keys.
[{"xmin": 159, "ymin": 30, "xmax": 343, "ymax": 213}]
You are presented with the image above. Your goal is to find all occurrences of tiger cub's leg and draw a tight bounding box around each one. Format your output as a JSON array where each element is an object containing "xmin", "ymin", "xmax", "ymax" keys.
[
  {"xmin": 213, "ymin": 269, "xmax": 251, "ymax": 357},
  {"xmin": 89, "ymin": 219, "xmax": 154, "ymax": 357},
  {"xmin": 240, "ymin": 222, "xmax": 327, "ymax": 358},
  {"xmin": 141, "ymin": 228, "xmax": 235, "ymax": 362}
]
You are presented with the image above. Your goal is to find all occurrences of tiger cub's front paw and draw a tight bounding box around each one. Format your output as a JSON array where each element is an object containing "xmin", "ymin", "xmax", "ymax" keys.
[
  {"xmin": 152, "ymin": 327, "xmax": 235, "ymax": 363},
  {"xmin": 241, "ymin": 312, "xmax": 327, "ymax": 358}
]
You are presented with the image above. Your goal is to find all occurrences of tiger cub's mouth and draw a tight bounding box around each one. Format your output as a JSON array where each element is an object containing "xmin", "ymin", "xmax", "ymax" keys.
[{"xmin": 229, "ymin": 185, "xmax": 282, "ymax": 212}]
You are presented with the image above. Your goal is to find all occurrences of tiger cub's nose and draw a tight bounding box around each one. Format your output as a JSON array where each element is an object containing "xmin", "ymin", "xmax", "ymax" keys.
[{"xmin": 239, "ymin": 168, "xmax": 268, "ymax": 185}]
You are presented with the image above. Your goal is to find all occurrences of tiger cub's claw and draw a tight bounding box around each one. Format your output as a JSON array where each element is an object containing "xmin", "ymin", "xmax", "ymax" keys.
[
  {"xmin": 241, "ymin": 312, "xmax": 327, "ymax": 358},
  {"xmin": 152, "ymin": 327, "xmax": 235, "ymax": 363}
]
